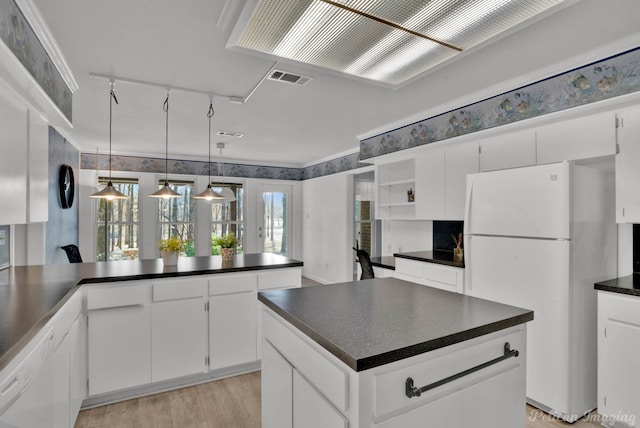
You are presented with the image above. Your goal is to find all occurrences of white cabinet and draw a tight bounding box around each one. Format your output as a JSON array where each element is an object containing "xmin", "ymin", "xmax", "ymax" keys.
[
  {"xmin": 209, "ymin": 274, "xmax": 258, "ymax": 370},
  {"xmin": 597, "ymin": 291, "xmax": 640, "ymax": 427},
  {"xmin": 27, "ymin": 110, "xmax": 49, "ymax": 223},
  {"xmin": 0, "ymin": 84, "xmax": 28, "ymax": 225},
  {"xmin": 376, "ymin": 363, "xmax": 522, "ymax": 428},
  {"xmin": 478, "ymin": 128, "xmax": 536, "ymax": 172},
  {"xmin": 262, "ymin": 306, "xmax": 526, "ymax": 428},
  {"xmin": 87, "ymin": 283, "xmax": 151, "ymax": 396},
  {"xmin": 376, "ymin": 159, "xmax": 416, "ymax": 219},
  {"xmin": 415, "ymin": 151, "xmax": 445, "ymax": 219},
  {"xmin": 256, "ymin": 268, "xmax": 302, "ymax": 358},
  {"xmin": 293, "ymin": 371, "xmax": 347, "ymax": 428},
  {"xmin": 262, "ymin": 340, "xmax": 293, "ymax": 428},
  {"xmin": 68, "ymin": 316, "xmax": 86, "ymax": 428},
  {"xmin": 394, "ymin": 258, "xmax": 464, "ymax": 293},
  {"xmin": 536, "ymin": 111, "xmax": 616, "ymax": 165},
  {"xmin": 151, "ymin": 279, "xmax": 207, "ymax": 382},
  {"xmin": 52, "ymin": 327, "xmax": 71, "ymax": 428},
  {"xmin": 444, "ymin": 143, "xmax": 479, "ymax": 220},
  {"xmin": 616, "ymin": 106, "xmax": 640, "ymax": 223}
]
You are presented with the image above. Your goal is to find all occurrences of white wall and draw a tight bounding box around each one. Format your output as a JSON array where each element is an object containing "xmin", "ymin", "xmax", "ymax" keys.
[
  {"xmin": 618, "ymin": 223, "xmax": 633, "ymax": 276},
  {"xmin": 302, "ymin": 171, "xmax": 354, "ymax": 284},
  {"xmin": 381, "ymin": 220, "xmax": 433, "ymax": 257}
]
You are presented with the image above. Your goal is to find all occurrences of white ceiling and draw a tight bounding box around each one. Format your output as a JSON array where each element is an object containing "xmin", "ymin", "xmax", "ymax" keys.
[{"xmin": 31, "ymin": 0, "xmax": 640, "ymax": 167}]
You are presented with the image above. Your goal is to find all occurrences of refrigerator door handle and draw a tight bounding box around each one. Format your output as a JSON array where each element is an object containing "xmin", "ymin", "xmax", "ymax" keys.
[{"xmin": 464, "ymin": 180, "xmax": 473, "ymax": 292}]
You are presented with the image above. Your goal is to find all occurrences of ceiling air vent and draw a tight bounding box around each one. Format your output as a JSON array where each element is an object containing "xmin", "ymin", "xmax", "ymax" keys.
[
  {"xmin": 267, "ymin": 70, "xmax": 312, "ymax": 86},
  {"xmin": 217, "ymin": 130, "xmax": 244, "ymax": 138}
]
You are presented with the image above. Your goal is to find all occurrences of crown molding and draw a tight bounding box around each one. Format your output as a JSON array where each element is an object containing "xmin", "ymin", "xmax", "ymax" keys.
[{"xmin": 14, "ymin": 0, "xmax": 79, "ymax": 92}]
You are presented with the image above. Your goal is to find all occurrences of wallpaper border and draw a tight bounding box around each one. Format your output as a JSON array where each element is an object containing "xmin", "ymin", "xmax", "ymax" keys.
[{"xmin": 360, "ymin": 46, "xmax": 640, "ymax": 159}]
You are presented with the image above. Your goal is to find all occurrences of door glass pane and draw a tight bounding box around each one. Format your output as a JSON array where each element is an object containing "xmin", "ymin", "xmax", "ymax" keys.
[{"xmin": 262, "ymin": 192, "xmax": 287, "ymax": 255}]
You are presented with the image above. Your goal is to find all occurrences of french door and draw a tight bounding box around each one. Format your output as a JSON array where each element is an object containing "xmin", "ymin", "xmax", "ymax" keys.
[{"xmin": 258, "ymin": 184, "xmax": 292, "ymax": 257}]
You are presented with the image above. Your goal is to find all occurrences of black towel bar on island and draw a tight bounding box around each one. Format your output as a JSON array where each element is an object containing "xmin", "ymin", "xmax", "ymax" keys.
[{"xmin": 405, "ymin": 342, "xmax": 520, "ymax": 398}]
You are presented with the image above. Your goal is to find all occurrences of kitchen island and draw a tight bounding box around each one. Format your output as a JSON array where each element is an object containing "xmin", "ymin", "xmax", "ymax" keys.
[{"xmin": 259, "ymin": 277, "xmax": 533, "ymax": 428}]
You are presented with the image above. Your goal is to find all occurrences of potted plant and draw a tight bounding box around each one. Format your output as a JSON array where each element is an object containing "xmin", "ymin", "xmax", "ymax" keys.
[
  {"xmin": 213, "ymin": 233, "xmax": 237, "ymax": 261},
  {"xmin": 158, "ymin": 236, "xmax": 185, "ymax": 265}
]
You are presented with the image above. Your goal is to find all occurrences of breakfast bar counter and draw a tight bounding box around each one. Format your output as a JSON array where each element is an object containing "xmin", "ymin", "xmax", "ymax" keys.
[{"xmin": 0, "ymin": 253, "xmax": 302, "ymax": 370}]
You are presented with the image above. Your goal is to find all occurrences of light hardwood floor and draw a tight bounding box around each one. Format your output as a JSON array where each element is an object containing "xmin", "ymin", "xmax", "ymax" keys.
[{"xmin": 76, "ymin": 370, "xmax": 603, "ymax": 428}]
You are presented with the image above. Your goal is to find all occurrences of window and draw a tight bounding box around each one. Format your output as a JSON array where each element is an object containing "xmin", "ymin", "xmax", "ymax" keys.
[
  {"xmin": 96, "ymin": 177, "xmax": 139, "ymax": 261},
  {"xmin": 354, "ymin": 174, "xmax": 380, "ymax": 257},
  {"xmin": 157, "ymin": 180, "xmax": 195, "ymax": 256},
  {"xmin": 211, "ymin": 183, "xmax": 244, "ymax": 255}
]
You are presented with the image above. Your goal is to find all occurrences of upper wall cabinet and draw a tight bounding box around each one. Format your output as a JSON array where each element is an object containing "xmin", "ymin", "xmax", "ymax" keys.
[
  {"xmin": 415, "ymin": 151, "xmax": 445, "ymax": 220},
  {"xmin": 376, "ymin": 159, "xmax": 416, "ymax": 220},
  {"xmin": 28, "ymin": 111, "xmax": 49, "ymax": 223},
  {"xmin": 536, "ymin": 112, "xmax": 616, "ymax": 165},
  {"xmin": 616, "ymin": 106, "xmax": 640, "ymax": 223},
  {"xmin": 478, "ymin": 129, "xmax": 536, "ymax": 172},
  {"xmin": 0, "ymin": 85, "xmax": 28, "ymax": 225},
  {"xmin": 444, "ymin": 143, "xmax": 479, "ymax": 220}
]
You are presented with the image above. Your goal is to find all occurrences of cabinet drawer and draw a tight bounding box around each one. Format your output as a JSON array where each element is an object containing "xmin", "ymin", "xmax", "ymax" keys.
[
  {"xmin": 51, "ymin": 291, "xmax": 82, "ymax": 349},
  {"xmin": 86, "ymin": 283, "xmax": 150, "ymax": 310},
  {"xmin": 373, "ymin": 327, "xmax": 525, "ymax": 418},
  {"xmin": 394, "ymin": 259, "xmax": 422, "ymax": 278},
  {"xmin": 152, "ymin": 278, "xmax": 206, "ymax": 302},
  {"xmin": 422, "ymin": 263, "xmax": 458, "ymax": 287},
  {"xmin": 259, "ymin": 268, "xmax": 301, "ymax": 290},
  {"xmin": 263, "ymin": 309, "xmax": 348, "ymax": 413},
  {"xmin": 209, "ymin": 273, "xmax": 257, "ymax": 295}
]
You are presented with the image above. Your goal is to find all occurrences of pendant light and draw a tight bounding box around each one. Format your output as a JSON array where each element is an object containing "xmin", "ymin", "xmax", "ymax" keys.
[
  {"xmin": 149, "ymin": 91, "xmax": 181, "ymax": 199},
  {"xmin": 89, "ymin": 81, "xmax": 127, "ymax": 200},
  {"xmin": 216, "ymin": 142, "xmax": 237, "ymax": 202},
  {"xmin": 194, "ymin": 100, "xmax": 225, "ymax": 201}
]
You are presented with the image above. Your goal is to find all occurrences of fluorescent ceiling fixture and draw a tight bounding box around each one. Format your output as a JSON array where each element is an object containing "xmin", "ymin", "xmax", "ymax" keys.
[{"xmin": 234, "ymin": 0, "xmax": 565, "ymax": 86}]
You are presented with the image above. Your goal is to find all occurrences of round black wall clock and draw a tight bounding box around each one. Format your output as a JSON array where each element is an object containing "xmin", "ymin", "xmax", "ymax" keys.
[{"xmin": 59, "ymin": 164, "xmax": 75, "ymax": 209}]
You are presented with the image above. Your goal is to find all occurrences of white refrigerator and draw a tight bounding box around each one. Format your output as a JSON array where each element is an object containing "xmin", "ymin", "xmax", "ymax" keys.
[{"xmin": 463, "ymin": 161, "xmax": 616, "ymax": 422}]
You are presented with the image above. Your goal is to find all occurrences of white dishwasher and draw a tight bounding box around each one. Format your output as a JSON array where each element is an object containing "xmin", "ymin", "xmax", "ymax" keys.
[{"xmin": 0, "ymin": 329, "xmax": 56, "ymax": 428}]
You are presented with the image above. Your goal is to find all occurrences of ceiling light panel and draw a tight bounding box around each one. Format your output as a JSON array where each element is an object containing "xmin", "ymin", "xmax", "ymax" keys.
[{"xmin": 235, "ymin": 0, "xmax": 565, "ymax": 86}]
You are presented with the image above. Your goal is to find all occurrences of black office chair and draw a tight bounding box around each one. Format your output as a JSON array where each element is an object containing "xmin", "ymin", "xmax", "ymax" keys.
[
  {"xmin": 353, "ymin": 247, "xmax": 375, "ymax": 280},
  {"xmin": 61, "ymin": 245, "xmax": 83, "ymax": 263}
]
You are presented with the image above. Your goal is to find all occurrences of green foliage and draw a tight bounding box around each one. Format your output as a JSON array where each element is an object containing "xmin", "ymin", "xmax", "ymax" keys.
[
  {"xmin": 158, "ymin": 236, "xmax": 186, "ymax": 252},
  {"xmin": 212, "ymin": 232, "xmax": 237, "ymax": 249}
]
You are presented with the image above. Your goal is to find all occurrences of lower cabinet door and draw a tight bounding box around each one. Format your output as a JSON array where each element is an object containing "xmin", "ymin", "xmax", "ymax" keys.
[
  {"xmin": 262, "ymin": 340, "xmax": 293, "ymax": 428},
  {"xmin": 68, "ymin": 316, "xmax": 86, "ymax": 427},
  {"xmin": 88, "ymin": 305, "xmax": 151, "ymax": 396},
  {"xmin": 293, "ymin": 370, "xmax": 347, "ymax": 428},
  {"xmin": 151, "ymin": 298, "xmax": 207, "ymax": 382},
  {"xmin": 209, "ymin": 292, "xmax": 257, "ymax": 370},
  {"xmin": 52, "ymin": 331, "xmax": 71, "ymax": 428}
]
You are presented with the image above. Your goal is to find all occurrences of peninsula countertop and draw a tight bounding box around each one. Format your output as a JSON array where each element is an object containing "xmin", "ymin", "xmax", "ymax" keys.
[
  {"xmin": 258, "ymin": 277, "xmax": 532, "ymax": 371},
  {"xmin": 0, "ymin": 253, "xmax": 303, "ymax": 370},
  {"xmin": 595, "ymin": 274, "xmax": 640, "ymax": 297},
  {"xmin": 394, "ymin": 250, "xmax": 465, "ymax": 268}
]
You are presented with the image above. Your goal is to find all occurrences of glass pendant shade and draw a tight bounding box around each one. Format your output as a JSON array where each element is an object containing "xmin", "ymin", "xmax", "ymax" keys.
[
  {"xmin": 149, "ymin": 180, "xmax": 182, "ymax": 199},
  {"xmin": 90, "ymin": 81, "xmax": 127, "ymax": 199},
  {"xmin": 218, "ymin": 187, "xmax": 236, "ymax": 202},
  {"xmin": 89, "ymin": 180, "xmax": 127, "ymax": 200},
  {"xmin": 194, "ymin": 184, "xmax": 225, "ymax": 201}
]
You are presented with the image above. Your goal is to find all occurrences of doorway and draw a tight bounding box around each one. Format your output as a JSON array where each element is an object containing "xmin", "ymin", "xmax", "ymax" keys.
[{"xmin": 258, "ymin": 184, "xmax": 292, "ymax": 257}]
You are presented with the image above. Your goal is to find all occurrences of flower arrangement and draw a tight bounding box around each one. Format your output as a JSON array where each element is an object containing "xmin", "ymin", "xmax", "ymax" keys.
[
  {"xmin": 158, "ymin": 236, "xmax": 186, "ymax": 253},
  {"xmin": 213, "ymin": 233, "xmax": 237, "ymax": 261},
  {"xmin": 212, "ymin": 233, "xmax": 237, "ymax": 249}
]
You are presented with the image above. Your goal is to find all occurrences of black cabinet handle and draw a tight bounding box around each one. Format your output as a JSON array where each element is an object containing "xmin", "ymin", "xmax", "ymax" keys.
[{"xmin": 405, "ymin": 342, "xmax": 519, "ymax": 398}]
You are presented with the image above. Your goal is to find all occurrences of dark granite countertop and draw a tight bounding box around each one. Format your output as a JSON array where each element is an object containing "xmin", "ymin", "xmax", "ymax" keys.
[
  {"xmin": 370, "ymin": 256, "xmax": 395, "ymax": 270},
  {"xmin": 394, "ymin": 250, "xmax": 465, "ymax": 268},
  {"xmin": 258, "ymin": 277, "xmax": 532, "ymax": 372},
  {"xmin": 0, "ymin": 253, "xmax": 302, "ymax": 370},
  {"xmin": 595, "ymin": 274, "xmax": 640, "ymax": 297}
]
